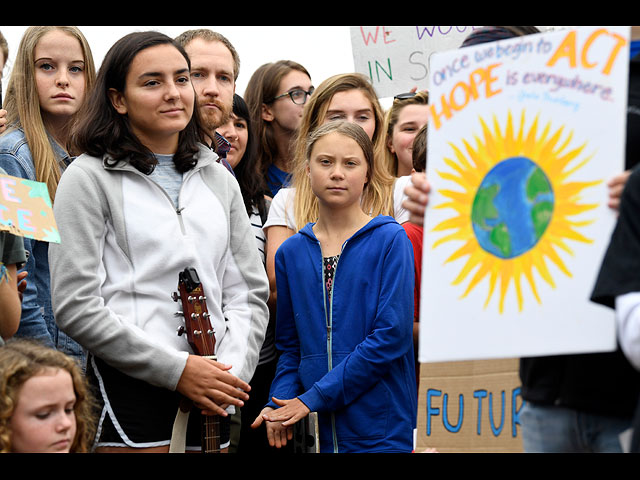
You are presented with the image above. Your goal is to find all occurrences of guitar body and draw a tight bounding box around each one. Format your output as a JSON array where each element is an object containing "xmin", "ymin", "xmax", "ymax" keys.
[{"xmin": 173, "ymin": 267, "xmax": 220, "ymax": 454}]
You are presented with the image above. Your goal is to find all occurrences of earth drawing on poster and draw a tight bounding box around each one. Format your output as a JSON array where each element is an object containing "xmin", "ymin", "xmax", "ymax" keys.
[{"xmin": 431, "ymin": 110, "xmax": 600, "ymax": 313}]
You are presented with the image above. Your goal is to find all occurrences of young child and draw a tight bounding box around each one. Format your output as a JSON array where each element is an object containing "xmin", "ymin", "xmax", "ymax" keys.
[
  {"xmin": 252, "ymin": 121, "xmax": 417, "ymax": 453},
  {"xmin": 0, "ymin": 339, "xmax": 96, "ymax": 453}
]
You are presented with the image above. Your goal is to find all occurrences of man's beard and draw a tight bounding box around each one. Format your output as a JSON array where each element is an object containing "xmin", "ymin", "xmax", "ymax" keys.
[{"xmin": 199, "ymin": 98, "xmax": 232, "ymax": 132}]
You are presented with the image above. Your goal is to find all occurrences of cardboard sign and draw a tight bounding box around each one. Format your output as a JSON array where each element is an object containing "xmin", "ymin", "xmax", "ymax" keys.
[
  {"xmin": 420, "ymin": 27, "xmax": 630, "ymax": 362},
  {"xmin": 0, "ymin": 173, "xmax": 59, "ymax": 243},
  {"xmin": 416, "ymin": 359, "xmax": 524, "ymax": 453},
  {"xmin": 350, "ymin": 26, "xmax": 481, "ymax": 98}
]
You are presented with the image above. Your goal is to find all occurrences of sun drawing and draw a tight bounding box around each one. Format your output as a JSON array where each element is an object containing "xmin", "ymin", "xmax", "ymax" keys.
[{"xmin": 431, "ymin": 110, "xmax": 601, "ymax": 314}]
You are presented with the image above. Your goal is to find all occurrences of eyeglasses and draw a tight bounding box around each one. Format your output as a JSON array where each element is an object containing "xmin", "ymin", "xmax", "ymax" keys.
[{"xmin": 269, "ymin": 87, "xmax": 315, "ymax": 105}]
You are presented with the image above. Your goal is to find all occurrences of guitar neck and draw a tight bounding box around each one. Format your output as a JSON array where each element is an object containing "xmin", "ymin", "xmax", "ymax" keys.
[
  {"xmin": 202, "ymin": 415, "xmax": 220, "ymax": 454},
  {"xmin": 201, "ymin": 352, "xmax": 220, "ymax": 453},
  {"xmin": 174, "ymin": 267, "xmax": 220, "ymax": 454}
]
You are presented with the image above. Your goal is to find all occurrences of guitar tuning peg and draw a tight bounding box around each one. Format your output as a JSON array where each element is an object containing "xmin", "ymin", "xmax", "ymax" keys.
[
  {"xmin": 174, "ymin": 311, "xmax": 184, "ymax": 317},
  {"xmin": 171, "ymin": 292, "xmax": 179, "ymax": 302},
  {"xmin": 176, "ymin": 325, "xmax": 186, "ymax": 336}
]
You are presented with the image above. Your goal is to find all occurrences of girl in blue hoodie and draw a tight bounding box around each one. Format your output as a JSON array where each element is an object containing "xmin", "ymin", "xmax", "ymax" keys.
[{"xmin": 252, "ymin": 121, "xmax": 417, "ymax": 453}]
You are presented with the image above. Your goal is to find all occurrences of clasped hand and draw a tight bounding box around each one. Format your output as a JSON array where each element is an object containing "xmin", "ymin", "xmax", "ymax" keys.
[
  {"xmin": 251, "ymin": 397, "xmax": 310, "ymax": 448},
  {"xmin": 176, "ymin": 355, "xmax": 251, "ymax": 416}
]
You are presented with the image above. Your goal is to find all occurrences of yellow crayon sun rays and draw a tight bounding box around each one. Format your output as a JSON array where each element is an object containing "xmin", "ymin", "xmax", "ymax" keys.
[{"xmin": 431, "ymin": 110, "xmax": 600, "ymax": 314}]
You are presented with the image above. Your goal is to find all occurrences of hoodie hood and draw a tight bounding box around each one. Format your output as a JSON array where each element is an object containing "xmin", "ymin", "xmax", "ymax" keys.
[
  {"xmin": 298, "ymin": 215, "xmax": 398, "ymax": 244},
  {"xmin": 100, "ymin": 143, "xmax": 217, "ymax": 173}
]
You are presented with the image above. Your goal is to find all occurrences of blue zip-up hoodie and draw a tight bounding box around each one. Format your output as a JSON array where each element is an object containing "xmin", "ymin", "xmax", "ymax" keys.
[{"xmin": 268, "ymin": 215, "xmax": 417, "ymax": 453}]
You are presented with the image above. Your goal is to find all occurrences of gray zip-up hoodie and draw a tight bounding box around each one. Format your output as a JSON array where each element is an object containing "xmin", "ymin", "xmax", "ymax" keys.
[{"xmin": 48, "ymin": 145, "xmax": 269, "ymax": 392}]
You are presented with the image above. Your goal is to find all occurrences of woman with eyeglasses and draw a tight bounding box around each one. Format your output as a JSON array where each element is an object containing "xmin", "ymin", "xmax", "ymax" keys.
[{"xmin": 244, "ymin": 60, "xmax": 314, "ymax": 198}]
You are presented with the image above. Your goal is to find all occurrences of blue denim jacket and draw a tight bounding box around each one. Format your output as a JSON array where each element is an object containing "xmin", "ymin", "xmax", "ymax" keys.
[{"xmin": 0, "ymin": 128, "xmax": 85, "ymax": 365}]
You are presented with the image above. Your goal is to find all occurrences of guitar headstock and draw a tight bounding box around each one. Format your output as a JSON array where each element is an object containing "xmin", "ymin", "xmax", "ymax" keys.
[{"xmin": 173, "ymin": 267, "xmax": 216, "ymax": 358}]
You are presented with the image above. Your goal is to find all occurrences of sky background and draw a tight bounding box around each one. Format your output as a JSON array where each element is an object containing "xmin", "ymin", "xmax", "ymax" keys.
[{"xmin": 1, "ymin": 25, "xmax": 358, "ymax": 100}]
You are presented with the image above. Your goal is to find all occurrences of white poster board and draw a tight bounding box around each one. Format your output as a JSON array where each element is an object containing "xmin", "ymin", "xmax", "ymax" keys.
[
  {"xmin": 350, "ymin": 26, "xmax": 482, "ymax": 98},
  {"xmin": 419, "ymin": 26, "xmax": 630, "ymax": 363}
]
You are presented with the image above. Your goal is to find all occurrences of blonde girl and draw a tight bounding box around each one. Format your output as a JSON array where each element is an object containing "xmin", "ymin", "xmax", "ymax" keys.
[
  {"xmin": 2, "ymin": 26, "xmax": 95, "ymax": 199},
  {"xmin": 263, "ymin": 73, "xmax": 410, "ymax": 298},
  {"xmin": 253, "ymin": 121, "xmax": 416, "ymax": 452},
  {"xmin": 0, "ymin": 26, "xmax": 95, "ymax": 363}
]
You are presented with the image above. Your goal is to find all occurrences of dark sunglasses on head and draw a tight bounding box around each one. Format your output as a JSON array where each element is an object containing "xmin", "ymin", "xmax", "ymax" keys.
[{"xmin": 393, "ymin": 92, "xmax": 417, "ymax": 101}]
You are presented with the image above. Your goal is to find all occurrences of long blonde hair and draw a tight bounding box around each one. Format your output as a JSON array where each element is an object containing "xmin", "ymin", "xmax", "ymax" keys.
[
  {"xmin": 291, "ymin": 73, "xmax": 395, "ymax": 230},
  {"xmin": 2, "ymin": 26, "xmax": 95, "ymax": 200},
  {"xmin": 0, "ymin": 339, "xmax": 96, "ymax": 453}
]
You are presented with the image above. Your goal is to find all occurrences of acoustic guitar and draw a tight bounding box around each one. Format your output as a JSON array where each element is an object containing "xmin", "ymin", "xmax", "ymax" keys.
[{"xmin": 173, "ymin": 267, "xmax": 220, "ymax": 453}]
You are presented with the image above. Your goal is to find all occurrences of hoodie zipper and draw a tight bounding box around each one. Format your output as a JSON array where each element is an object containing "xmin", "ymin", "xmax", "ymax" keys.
[
  {"xmin": 109, "ymin": 162, "xmax": 199, "ymax": 235},
  {"xmin": 320, "ymin": 238, "xmax": 350, "ymax": 454},
  {"xmin": 173, "ymin": 167, "xmax": 201, "ymax": 234},
  {"xmin": 175, "ymin": 206, "xmax": 186, "ymax": 234}
]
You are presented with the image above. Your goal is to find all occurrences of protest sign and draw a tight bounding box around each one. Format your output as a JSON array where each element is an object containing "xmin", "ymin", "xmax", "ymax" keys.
[
  {"xmin": 0, "ymin": 173, "xmax": 59, "ymax": 243},
  {"xmin": 416, "ymin": 358, "xmax": 523, "ymax": 453},
  {"xmin": 419, "ymin": 27, "xmax": 630, "ymax": 362},
  {"xmin": 350, "ymin": 26, "xmax": 481, "ymax": 98}
]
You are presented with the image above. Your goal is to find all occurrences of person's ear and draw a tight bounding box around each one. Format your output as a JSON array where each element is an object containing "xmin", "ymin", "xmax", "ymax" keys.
[
  {"xmin": 386, "ymin": 135, "xmax": 395, "ymax": 154},
  {"xmin": 108, "ymin": 88, "xmax": 128, "ymax": 115},
  {"xmin": 261, "ymin": 103, "xmax": 274, "ymax": 122}
]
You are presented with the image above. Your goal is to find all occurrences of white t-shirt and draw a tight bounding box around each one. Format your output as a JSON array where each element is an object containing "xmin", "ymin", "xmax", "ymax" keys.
[{"xmin": 263, "ymin": 175, "xmax": 412, "ymax": 231}]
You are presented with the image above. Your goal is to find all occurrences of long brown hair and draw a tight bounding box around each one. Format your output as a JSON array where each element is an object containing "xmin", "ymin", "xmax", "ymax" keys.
[
  {"xmin": 244, "ymin": 60, "xmax": 311, "ymax": 181},
  {"xmin": 70, "ymin": 31, "xmax": 204, "ymax": 175},
  {"xmin": 2, "ymin": 26, "xmax": 96, "ymax": 200},
  {"xmin": 383, "ymin": 90, "xmax": 429, "ymax": 176}
]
